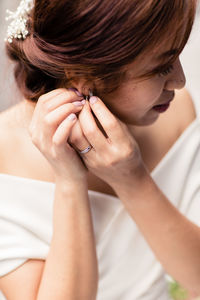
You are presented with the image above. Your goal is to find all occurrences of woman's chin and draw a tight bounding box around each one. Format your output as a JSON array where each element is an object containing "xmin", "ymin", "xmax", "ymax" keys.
[{"xmin": 120, "ymin": 113, "xmax": 159, "ymax": 126}]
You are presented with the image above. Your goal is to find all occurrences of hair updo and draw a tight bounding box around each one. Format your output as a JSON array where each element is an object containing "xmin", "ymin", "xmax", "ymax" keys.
[{"xmin": 6, "ymin": 0, "xmax": 196, "ymax": 102}]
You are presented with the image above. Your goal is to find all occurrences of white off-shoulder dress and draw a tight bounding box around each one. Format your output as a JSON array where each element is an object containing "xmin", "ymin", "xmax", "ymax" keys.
[{"xmin": 0, "ymin": 100, "xmax": 200, "ymax": 300}]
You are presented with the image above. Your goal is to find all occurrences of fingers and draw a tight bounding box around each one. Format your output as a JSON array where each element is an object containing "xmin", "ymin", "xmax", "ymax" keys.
[
  {"xmin": 37, "ymin": 88, "xmax": 67, "ymax": 102},
  {"xmin": 78, "ymin": 100, "xmax": 108, "ymax": 152},
  {"xmin": 52, "ymin": 113, "xmax": 78, "ymax": 145},
  {"xmin": 30, "ymin": 102, "xmax": 84, "ymax": 146},
  {"xmin": 29, "ymin": 91, "xmax": 85, "ymax": 152},
  {"xmin": 38, "ymin": 88, "xmax": 84, "ymax": 113},
  {"xmin": 69, "ymin": 119, "xmax": 92, "ymax": 153},
  {"xmin": 44, "ymin": 101, "xmax": 85, "ymax": 130},
  {"xmin": 28, "ymin": 88, "xmax": 90, "ymax": 182},
  {"xmin": 88, "ymin": 96, "xmax": 124, "ymax": 144}
]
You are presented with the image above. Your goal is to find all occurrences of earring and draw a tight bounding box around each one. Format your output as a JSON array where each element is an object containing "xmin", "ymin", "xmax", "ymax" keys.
[{"xmin": 85, "ymin": 89, "xmax": 93, "ymax": 101}]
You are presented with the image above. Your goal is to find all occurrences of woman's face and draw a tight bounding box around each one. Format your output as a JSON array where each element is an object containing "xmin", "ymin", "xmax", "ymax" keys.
[{"xmin": 100, "ymin": 49, "xmax": 186, "ymax": 126}]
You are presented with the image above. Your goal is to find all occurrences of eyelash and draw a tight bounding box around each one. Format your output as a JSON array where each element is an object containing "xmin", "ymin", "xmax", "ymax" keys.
[{"xmin": 158, "ymin": 65, "xmax": 174, "ymax": 77}]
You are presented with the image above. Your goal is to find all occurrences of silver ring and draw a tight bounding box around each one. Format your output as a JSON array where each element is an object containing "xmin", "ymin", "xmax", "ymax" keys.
[{"xmin": 78, "ymin": 145, "xmax": 93, "ymax": 154}]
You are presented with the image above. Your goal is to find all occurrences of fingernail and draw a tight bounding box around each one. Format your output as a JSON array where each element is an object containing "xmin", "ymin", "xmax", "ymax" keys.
[
  {"xmin": 73, "ymin": 101, "xmax": 85, "ymax": 106},
  {"xmin": 68, "ymin": 88, "xmax": 83, "ymax": 97},
  {"xmin": 67, "ymin": 113, "xmax": 77, "ymax": 121},
  {"xmin": 89, "ymin": 96, "xmax": 98, "ymax": 104}
]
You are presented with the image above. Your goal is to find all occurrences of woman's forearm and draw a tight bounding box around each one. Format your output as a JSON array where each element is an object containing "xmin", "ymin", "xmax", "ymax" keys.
[
  {"xmin": 113, "ymin": 171, "xmax": 200, "ymax": 297},
  {"xmin": 36, "ymin": 181, "xmax": 98, "ymax": 300}
]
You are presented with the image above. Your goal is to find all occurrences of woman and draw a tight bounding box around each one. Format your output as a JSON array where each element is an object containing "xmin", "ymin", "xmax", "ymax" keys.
[{"xmin": 0, "ymin": 0, "xmax": 199, "ymax": 299}]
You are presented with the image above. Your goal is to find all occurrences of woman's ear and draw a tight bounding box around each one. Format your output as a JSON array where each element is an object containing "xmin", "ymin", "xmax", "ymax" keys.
[
  {"xmin": 76, "ymin": 82, "xmax": 93, "ymax": 97},
  {"xmin": 65, "ymin": 71, "xmax": 93, "ymax": 97}
]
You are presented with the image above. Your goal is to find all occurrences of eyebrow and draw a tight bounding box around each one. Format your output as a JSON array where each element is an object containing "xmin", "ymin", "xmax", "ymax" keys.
[{"xmin": 157, "ymin": 48, "xmax": 179, "ymax": 61}]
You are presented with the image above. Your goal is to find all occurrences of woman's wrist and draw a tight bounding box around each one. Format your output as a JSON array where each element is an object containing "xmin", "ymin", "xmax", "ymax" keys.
[
  {"xmin": 111, "ymin": 164, "xmax": 151, "ymax": 200},
  {"xmin": 55, "ymin": 176, "xmax": 88, "ymax": 195}
]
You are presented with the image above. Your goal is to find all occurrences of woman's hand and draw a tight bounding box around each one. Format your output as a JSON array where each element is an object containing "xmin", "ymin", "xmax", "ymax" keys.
[
  {"xmin": 28, "ymin": 89, "xmax": 90, "ymax": 185},
  {"xmin": 69, "ymin": 95, "xmax": 147, "ymax": 190}
]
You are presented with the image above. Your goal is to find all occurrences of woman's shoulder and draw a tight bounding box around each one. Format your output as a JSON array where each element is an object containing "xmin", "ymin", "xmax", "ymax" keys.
[
  {"xmin": 0, "ymin": 104, "xmax": 18, "ymax": 129},
  {"xmin": 138, "ymin": 89, "xmax": 197, "ymax": 173},
  {"xmin": 0, "ymin": 104, "xmax": 20, "ymax": 171},
  {"xmin": 0, "ymin": 101, "xmax": 29, "ymax": 135},
  {"xmin": 0, "ymin": 101, "xmax": 54, "ymax": 181},
  {"xmin": 172, "ymin": 88, "xmax": 197, "ymax": 134}
]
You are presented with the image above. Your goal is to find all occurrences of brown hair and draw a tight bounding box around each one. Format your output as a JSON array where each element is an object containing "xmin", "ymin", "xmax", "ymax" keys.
[{"xmin": 6, "ymin": 0, "xmax": 197, "ymax": 101}]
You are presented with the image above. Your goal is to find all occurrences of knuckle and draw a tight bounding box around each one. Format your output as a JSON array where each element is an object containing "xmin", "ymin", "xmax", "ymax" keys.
[
  {"xmin": 109, "ymin": 158, "xmax": 118, "ymax": 167},
  {"xmin": 105, "ymin": 160, "xmax": 115, "ymax": 168},
  {"xmin": 38, "ymin": 94, "xmax": 48, "ymax": 103},
  {"xmin": 42, "ymin": 101, "xmax": 53, "ymax": 113},
  {"xmin": 44, "ymin": 103, "xmax": 54, "ymax": 113},
  {"xmin": 31, "ymin": 134, "xmax": 39, "ymax": 146},
  {"xmin": 105, "ymin": 119, "xmax": 117, "ymax": 130},
  {"xmin": 56, "ymin": 91, "xmax": 72, "ymax": 104},
  {"xmin": 84, "ymin": 127, "xmax": 96, "ymax": 137},
  {"xmin": 38, "ymin": 97, "xmax": 54, "ymax": 112},
  {"xmin": 63, "ymin": 103, "xmax": 73, "ymax": 111},
  {"xmin": 43, "ymin": 115, "xmax": 53, "ymax": 126},
  {"xmin": 124, "ymin": 144, "xmax": 134, "ymax": 157},
  {"xmin": 64, "ymin": 90, "xmax": 72, "ymax": 98},
  {"xmin": 55, "ymin": 88, "xmax": 67, "ymax": 94},
  {"xmin": 52, "ymin": 138, "xmax": 61, "ymax": 147},
  {"xmin": 56, "ymin": 103, "xmax": 73, "ymax": 116},
  {"xmin": 120, "ymin": 146, "xmax": 137, "ymax": 162},
  {"xmin": 103, "ymin": 155, "xmax": 116, "ymax": 167},
  {"xmin": 51, "ymin": 147, "xmax": 59, "ymax": 159}
]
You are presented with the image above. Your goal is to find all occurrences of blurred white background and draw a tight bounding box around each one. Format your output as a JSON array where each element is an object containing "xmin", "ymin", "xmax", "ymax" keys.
[
  {"xmin": 0, "ymin": 0, "xmax": 20, "ymax": 112},
  {"xmin": 0, "ymin": 1, "xmax": 200, "ymax": 300}
]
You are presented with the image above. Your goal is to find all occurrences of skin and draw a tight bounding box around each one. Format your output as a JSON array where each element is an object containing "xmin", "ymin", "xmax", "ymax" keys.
[
  {"xmin": 27, "ymin": 48, "xmax": 200, "ymax": 297},
  {"xmin": 0, "ymin": 36, "xmax": 199, "ymax": 299},
  {"xmin": 67, "ymin": 50, "xmax": 186, "ymax": 179},
  {"xmin": 99, "ymin": 58, "xmax": 185, "ymax": 126}
]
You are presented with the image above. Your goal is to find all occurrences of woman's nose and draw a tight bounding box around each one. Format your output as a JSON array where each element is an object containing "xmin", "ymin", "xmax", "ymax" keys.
[{"xmin": 164, "ymin": 59, "xmax": 186, "ymax": 91}]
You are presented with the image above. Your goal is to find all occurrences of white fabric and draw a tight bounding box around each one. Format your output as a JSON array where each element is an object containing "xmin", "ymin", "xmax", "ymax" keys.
[{"xmin": 0, "ymin": 113, "xmax": 200, "ymax": 300}]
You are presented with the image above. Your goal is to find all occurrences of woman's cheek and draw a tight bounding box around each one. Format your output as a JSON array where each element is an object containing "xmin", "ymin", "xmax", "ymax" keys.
[{"xmin": 141, "ymin": 77, "xmax": 165, "ymax": 103}]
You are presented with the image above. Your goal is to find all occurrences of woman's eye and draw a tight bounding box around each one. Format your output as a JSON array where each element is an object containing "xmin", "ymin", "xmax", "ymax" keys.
[{"xmin": 158, "ymin": 65, "xmax": 174, "ymax": 77}]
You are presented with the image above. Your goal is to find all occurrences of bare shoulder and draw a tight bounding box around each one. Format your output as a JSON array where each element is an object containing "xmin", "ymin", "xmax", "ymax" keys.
[
  {"xmin": 0, "ymin": 101, "xmax": 26, "ymax": 135},
  {"xmin": 0, "ymin": 101, "xmax": 54, "ymax": 181},
  {"xmin": 0, "ymin": 100, "xmax": 39, "ymax": 157},
  {"xmin": 0, "ymin": 104, "xmax": 17, "ymax": 130},
  {"xmin": 170, "ymin": 88, "xmax": 196, "ymax": 134},
  {"xmin": 0, "ymin": 107, "xmax": 47, "ymax": 298},
  {"xmin": 0, "ymin": 104, "xmax": 20, "ymax": 169},
  {"xmin": 138, "ymin": 88, "xmax": 197, "ymax": 172}
]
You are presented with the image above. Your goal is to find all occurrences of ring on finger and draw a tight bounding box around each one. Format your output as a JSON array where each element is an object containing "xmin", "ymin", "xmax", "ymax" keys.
[{"xmin": 78, "ymin": 144, "xmax": 93, "ymax": 154}]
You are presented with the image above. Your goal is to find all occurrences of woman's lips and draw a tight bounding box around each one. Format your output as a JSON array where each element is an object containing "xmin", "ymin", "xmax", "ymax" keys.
[
  {"xmin": 152, "ymin": 102, "xmax": 171, "ymax": 113},
  {"xmin": 152, "ymin": 92, "xmax": 175, "ymax": 113}
]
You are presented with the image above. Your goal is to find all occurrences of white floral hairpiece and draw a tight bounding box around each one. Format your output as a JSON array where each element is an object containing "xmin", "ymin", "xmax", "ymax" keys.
[{"xmin": 5, "ymin": 0, "xmax": 34, "ymax": 44}]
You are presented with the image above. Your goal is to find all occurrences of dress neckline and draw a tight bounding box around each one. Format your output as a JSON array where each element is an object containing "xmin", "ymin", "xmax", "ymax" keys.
[{"xmin": 0, "ymin": 118, "xmax": 199, "ymax": 200}]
